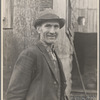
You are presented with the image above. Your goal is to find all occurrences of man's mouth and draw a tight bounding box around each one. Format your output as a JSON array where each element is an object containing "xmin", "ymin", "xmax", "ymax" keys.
[
  {"xmin": 47, "ymin": 37, "xmax": 56, "ymax": 39},
  {"xmin": 46, "ymin": 35, "xmax": 57, "ymax": 39},
  {"xmin": 46, "ymin": 33, "xmax": 58, "ymax": 39}
]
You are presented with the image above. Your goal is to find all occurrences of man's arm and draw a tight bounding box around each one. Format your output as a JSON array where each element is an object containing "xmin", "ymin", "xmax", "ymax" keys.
[{"xmin": 5, "ymin": 50, "xmax": 36, "ymax": 100}]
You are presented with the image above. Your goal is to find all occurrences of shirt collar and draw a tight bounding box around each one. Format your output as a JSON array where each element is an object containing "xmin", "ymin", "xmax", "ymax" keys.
[{"xmin": 40, "ymin": 41, "xmax": 55, "ymax": 53}]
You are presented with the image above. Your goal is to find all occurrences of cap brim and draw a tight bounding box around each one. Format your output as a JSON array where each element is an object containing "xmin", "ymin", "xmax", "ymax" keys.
[{"xmin": 33, "ymin": 18, "xmax": 65, "ymax": 29}]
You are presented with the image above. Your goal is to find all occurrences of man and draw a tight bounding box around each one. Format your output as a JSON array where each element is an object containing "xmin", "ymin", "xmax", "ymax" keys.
[{"xmin": 6, "ymin": 9, "xmax": 68, "ymax": 100}]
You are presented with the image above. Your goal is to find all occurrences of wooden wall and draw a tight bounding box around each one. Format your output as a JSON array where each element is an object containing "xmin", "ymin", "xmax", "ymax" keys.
[
  {"xmin": 70, "ymin": 0, "xmax": 97, "ymax": 32},
  {"xmin": 3, "ymin": 0, "xmax": 13, "ymax": 28}
]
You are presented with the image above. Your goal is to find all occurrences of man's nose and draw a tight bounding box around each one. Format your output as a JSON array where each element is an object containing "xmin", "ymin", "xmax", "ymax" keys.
[{"xmin": 50, "ymin": 27, "xmax": 55, "ymax": 33}]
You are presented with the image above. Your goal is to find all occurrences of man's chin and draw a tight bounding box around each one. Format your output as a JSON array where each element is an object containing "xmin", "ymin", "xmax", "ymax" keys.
[{"xmin": 45, "ymin": 40, "xmax": 56, "ymax": 45}]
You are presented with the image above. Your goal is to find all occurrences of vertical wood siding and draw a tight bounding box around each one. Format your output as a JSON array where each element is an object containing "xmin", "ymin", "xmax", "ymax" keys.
[
  {"xmin": 3, "ymin": 0, "xmax": 13, "ymax": 28},
  {"xmin": 71, "ymin": 0, "xmax": 97, "ymax": 32}
]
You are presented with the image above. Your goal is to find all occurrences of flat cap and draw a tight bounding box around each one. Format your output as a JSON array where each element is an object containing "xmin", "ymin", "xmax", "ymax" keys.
[{"xmin": 33, "ymin": 8, "xmax": 65, "ymax": 29}]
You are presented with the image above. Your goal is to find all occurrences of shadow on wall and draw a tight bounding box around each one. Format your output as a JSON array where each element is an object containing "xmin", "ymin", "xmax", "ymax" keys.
[{"xmin": 3, "ymin": 29, "xmax": 24, "ymax": 99}]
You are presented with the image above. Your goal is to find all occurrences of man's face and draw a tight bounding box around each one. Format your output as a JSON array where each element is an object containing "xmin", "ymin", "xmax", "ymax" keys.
[{"xmin": 37, "ymin": 21, "xmax": 60, "ymax": 45}]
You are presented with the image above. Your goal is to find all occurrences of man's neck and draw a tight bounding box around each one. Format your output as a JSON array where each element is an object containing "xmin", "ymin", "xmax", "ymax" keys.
[{"xmin": 40, "ymin": 41, "xmax": 54, "ymax": 51}]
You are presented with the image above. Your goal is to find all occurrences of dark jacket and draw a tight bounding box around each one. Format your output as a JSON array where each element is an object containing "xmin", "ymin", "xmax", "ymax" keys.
[{"xmin": 6, "ymin": 41, "xmax": 67, "ymax": 100}]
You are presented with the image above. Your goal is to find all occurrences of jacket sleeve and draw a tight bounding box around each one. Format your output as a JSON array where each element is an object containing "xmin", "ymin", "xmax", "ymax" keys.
[{"xmin": 5, "ymin": 49, "xmax": 37, "ymax": 100}]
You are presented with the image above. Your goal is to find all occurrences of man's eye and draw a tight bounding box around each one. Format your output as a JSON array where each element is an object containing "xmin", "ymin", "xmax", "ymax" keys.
[
  {"xmin": 54, "ymin": 25, "xmax": 59, "ymax": 28},
  {"xmin": 45, "ymin": 24, "xmax": 52, "ymax": 28}
]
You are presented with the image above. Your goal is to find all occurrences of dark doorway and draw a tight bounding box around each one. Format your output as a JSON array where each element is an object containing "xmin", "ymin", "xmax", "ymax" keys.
[{"xmin": 72, "ymin": 32, "xmax": 97, "ymax": 90}]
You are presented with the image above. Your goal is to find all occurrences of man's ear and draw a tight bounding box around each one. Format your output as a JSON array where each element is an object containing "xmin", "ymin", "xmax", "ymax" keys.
[{"xmin": 36, "ymin": 26, "xmax": 41, "ymax": 34}]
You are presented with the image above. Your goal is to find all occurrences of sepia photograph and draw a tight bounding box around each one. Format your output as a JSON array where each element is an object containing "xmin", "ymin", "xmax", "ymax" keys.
[{"xmin": 2, "ymin": 0, "xmax": 99, "ymax": 100}]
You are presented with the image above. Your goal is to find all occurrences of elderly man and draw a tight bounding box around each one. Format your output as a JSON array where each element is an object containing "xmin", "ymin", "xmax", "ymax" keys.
[{"xmin": 6, "ymin": 9, "xmax": 68, "ymax": 100}]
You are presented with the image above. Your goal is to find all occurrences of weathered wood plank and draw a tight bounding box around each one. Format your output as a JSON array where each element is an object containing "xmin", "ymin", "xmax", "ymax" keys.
[
  {"xmin": 71, "ymin": 0, "xmax": 97, "ymax": 32},
  {"xmin": 87, "ymin": 9, "xmax": 97, "ymax": 32},
  {"xmin": 3, "ymin": 0, "xmax": 13, "ymax": 28},
  {"xmin": 88, "ymin": 0, "xmax": 97, "ymax": 9},
  {"xmin": 93, "ymin": 10, "xmax": 97, "ymax": 32}
]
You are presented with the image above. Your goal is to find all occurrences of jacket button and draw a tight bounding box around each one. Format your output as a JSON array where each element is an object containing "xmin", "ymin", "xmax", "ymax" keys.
[{"xmin": 54, "ymin": 81, "xmax": 57, "ymax": 85}]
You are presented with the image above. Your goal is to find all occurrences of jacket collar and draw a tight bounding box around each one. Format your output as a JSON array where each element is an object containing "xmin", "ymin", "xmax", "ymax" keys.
[
  {"xmin": 36, "ymin": 41, "xmax": 66, "ymax": 85},
  {"xmin": 36, "ymin": 41, "xmax": 59, "ymax": 83}
]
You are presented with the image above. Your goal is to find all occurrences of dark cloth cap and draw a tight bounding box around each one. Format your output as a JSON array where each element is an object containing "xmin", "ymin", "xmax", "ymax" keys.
[{"xmin": 33, "ymin": 8, "xmax": 65, "ymax": 29}]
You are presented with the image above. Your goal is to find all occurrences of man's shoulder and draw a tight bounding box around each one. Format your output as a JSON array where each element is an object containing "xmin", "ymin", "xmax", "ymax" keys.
[
  {"xmin": 25, "ymin": 45, "xmax": 38, "ymax": 53},
  {"xmin": 19, "ymin": 44, "xmax": 40, "ymax": 58}
]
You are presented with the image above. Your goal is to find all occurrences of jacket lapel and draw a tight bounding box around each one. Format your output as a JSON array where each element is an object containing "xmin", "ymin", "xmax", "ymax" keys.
[
  {"xmin": 54, "ymin": 51, "xmax": 66, "ymax": 83},
  {"xmin": 54, "ymin": 51, "xmax": 67, "ymax": 96},
  {"xmin": 36, "ymin": 42, "xmax": 59, "ymax": 83}
]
